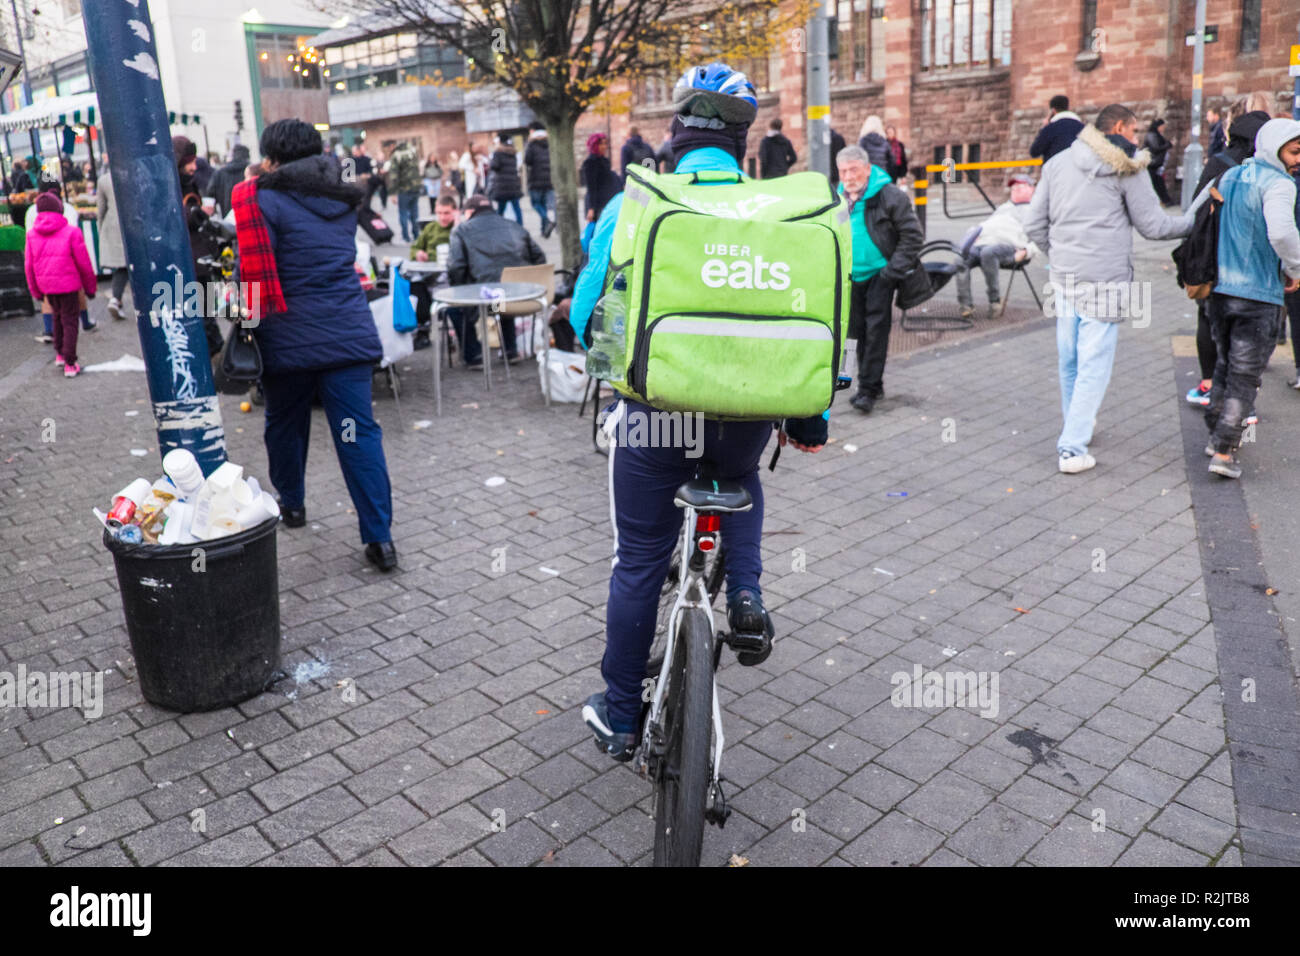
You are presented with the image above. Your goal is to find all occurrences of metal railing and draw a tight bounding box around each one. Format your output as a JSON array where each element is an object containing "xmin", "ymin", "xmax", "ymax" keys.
[{"xmin": 912, "ymin": 158, "xmax": 1043, "ymax": 234}]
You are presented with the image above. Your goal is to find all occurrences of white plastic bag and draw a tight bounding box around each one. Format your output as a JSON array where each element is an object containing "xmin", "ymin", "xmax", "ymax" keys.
[
  {"xmin": 370, "ymin": 293, "xmax": 414, "ymax": 369},
  {"xmin": 538, "ymin": 348, "xmax": 590, "ymax": 403}
]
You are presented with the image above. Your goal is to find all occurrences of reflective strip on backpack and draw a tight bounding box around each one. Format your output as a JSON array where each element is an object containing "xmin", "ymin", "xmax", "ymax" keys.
[
  {"xmin": 624, "ymin": 183, "xmax": 651, "ymax": 207},
  {"xmin": 655, "ymin": 318, "xmax": 831, "ymax": 340}
]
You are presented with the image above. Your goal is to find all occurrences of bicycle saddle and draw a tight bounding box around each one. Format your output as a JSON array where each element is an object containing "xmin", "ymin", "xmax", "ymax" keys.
[{"xmin": 673, "ymin": 478, "xmax": 753, "ymax": 513}]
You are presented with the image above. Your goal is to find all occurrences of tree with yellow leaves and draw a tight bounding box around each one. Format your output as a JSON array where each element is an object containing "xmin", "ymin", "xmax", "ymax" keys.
[{"xmin": 317, "ymin": 0, "xmax": 810, "ymax": 269}]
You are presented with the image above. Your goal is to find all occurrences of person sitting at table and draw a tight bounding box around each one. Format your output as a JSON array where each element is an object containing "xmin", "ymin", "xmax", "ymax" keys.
[
  {"xmin": 408, "ymin": 193, "xmax": 459, "ymax": 351},
  {"xmin": 445, "ymin": 193, "xmax": 546, "ymax": 368}
]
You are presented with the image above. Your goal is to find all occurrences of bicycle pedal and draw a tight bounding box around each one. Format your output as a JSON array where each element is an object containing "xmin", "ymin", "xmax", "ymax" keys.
[{"xmin": 726, "ymin": 629, "xmax": 767, "ymax": 653}]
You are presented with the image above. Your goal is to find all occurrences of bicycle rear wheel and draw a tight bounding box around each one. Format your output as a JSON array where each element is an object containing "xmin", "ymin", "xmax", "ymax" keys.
[
  {"xmin": 653, "ymin": 606, "xmax": 714, "ymax": 867},
  {"xmin": 646, "ymin": 543, "xmax": 724, "ymax": 678}
]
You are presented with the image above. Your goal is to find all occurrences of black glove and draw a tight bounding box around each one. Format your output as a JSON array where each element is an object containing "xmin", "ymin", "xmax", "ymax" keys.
[{"xmin": 783, "ymin": 414, "xmax": 828, "ymax": 448}]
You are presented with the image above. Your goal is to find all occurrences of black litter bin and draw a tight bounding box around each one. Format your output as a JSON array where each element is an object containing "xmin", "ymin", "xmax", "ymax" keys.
[{"xmin": 104, "ymin": 515, "xmax": 281, "ymax": 712}]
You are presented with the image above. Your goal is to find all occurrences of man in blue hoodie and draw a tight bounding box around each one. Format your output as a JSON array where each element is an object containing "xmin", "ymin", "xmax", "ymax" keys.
[
  {"xmin": 571, "ymin": 63, "xmax": 830, "ymax": 762},
  {"xmin": 1203, "ymin": 118, "xmax": 1300, "ymax": 479}
]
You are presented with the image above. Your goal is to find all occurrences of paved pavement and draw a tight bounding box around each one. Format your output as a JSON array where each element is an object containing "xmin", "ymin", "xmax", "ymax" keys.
[{"xmin": 1, "ymin": 201, "xmax": 1297, "ymax": 867}]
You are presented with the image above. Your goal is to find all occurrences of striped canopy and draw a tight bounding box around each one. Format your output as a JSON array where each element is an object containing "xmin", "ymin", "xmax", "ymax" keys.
[{"xmin": 0, "ymin": 91, "xmax": 202, "ymax": 133}]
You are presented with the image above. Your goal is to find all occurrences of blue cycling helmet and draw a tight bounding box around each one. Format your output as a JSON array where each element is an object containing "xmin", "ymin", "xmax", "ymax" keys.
[{"xmin": 672, "ymin": 62, "xmax": 758, "ymax": 129}]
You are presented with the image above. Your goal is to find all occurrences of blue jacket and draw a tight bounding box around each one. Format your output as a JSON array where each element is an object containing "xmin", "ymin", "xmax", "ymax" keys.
[
  {"xmin": 1030, "ymin": 113, "xmax": 1084, "ymax": 164},
  {"xmin": 571, "ymin": 146, "xmax": 738, "ymax": 344},
  {"xmin": 249, "ymin": 156, "xmax": 382, "ymax": 375},
  {"xmin": 1215, "ymin": 119, "xmax": 1300, "ymax": 306}
]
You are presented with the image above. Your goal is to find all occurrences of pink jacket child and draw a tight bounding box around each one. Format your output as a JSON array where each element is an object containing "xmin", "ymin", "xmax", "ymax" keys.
[{"xmin": 25, "ymin": 192, "xmax": 97, "ymax": 375}]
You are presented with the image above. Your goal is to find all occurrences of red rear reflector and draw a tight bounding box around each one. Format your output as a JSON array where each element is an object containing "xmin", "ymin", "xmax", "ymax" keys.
[
  {"xmin": 698, "ymin": 537, "xmax": 715, "ymax": 552},
  {"xmin": 696, "ymin": 514, "xmax": 721, "ymax": 533}
]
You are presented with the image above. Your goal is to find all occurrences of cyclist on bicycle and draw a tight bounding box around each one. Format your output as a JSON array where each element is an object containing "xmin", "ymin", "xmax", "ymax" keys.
[{"xmin": 575, "ymin": 63, "xmax": 832, "ymax": 761}]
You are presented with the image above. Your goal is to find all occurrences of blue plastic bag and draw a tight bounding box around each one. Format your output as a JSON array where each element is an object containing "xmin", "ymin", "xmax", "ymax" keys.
[{"xmin": 391, "ymin": 262, "xmax": 418, "ymax": 333}]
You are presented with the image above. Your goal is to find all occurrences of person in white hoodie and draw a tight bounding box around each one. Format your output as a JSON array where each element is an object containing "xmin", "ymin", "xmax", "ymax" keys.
[
  {"xmin": 1201, "ymin": 118, "xmax": 1300, "ymax": 479},
  {"xmin": 956, "ymin": 173, "xmax": 1042, "ymax": 317}
]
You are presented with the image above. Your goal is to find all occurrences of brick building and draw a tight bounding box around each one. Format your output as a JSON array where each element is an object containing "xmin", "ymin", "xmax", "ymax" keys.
[{"xmin": 578, "ymin": 0, "xmax": 1297, "ymax": 197}]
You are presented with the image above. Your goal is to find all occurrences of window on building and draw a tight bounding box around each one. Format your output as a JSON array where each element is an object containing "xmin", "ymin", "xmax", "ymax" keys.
[
  {"xmin": 1239, "ymin": 0, "xmax": 1261, "ymax": 53},
  {"xmin": 1080, "ymin": 0, "xmax": 1098, "ymax": 52},
  {"xmin": 870, "ymin": 0, "xmax": 887, "ymax": 81},
  {"xmin": 832, "ymin": 0, "xmax": 887, "ymax": 84},
  {"xmin": 922, "ymin": 0, "xmax": 1011, "ymax": 71},
  {"xmin": 324, "ymin": 32, "xmax": 464, "ymax": 94},
  {"xmin": 255, "ymin": 33, "xmax": 323, "ymax": 90}
]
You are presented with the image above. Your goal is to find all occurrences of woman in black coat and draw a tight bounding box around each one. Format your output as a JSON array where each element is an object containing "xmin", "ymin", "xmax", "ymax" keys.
[
  {"xmin": 487, "ymin": 134, "xmax": 523, "ymax": 224},
  {"xmin": 1143, "ymin": 119, "xmax": 1174, "ymax": 206},
  {"xmin": 580, "ymin": 133, "xmax": 621, "ymax": 223}
]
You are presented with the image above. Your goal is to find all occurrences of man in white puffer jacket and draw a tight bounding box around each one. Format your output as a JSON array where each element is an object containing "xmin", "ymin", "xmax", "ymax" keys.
[{"xmin": 1025, "ymin": 103, "xmax": 1194, "ymax": 475}]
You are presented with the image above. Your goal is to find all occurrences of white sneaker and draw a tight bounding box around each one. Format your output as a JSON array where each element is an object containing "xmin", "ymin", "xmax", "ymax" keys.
[{"xmin": 1058, "ymin": 452, "xmax": 1097, "ymax": 474}]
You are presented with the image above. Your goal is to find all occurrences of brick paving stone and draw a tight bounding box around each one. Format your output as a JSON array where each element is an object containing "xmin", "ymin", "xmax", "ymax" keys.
[
  {"xmin": 250, "ymin": 753, "xmax": 351, "ymax": 813},
  {"xmin": 257, "ymin": 786, "xmax": 367, "ymax": 849},
  {"xmin": 945, "ymin": 803, "xmax": 1049, "ymax": 866},
  {"xmin": 1149, "ymin": 800, "xmax": 1238, "ymax": 858},
  {"xmin": 840, "ymin": 812, "xmax": 945, "ymax": 866},
  {"xmin": 317, "ymin": 795, "xmax": 427, "ymax": 862},
  {"xmin": 898, "ymin": 769, "xmax": 995, "ymax": 835},
  {"xmin": 159, "ymin": 826, "xmax": 276, "ymax": 866},
  {"xmin": 1024, "ymin": 813, "xmax": 1130, "ymax": 866},
  {"xmin": 389, "ymin": 804, "xmax": 493, "ymax": 866},
  {"xmin": 875, "ymin": 727, "xmax": 968, "ymax": 784},
  {"xmin": 477, "ymin": 817, "xmax": 561, "ymax": 866},
  {"xmin": 1114, "ymin": 831, "xmax": 1212, "ymax": 867},
  {"xmin": 1079, "ymin": 785, "xmax": 1163, "ymax": 838}
]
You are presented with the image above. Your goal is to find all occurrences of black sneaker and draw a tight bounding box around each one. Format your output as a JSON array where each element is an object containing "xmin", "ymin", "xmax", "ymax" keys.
[
  {"xmin": 412, "ymin": 331, "xmax": 432, "ymax": 351},
  {"xmin": 364, "ymin": 540, "xmax": 398, "ymax": 571},
  {"xmin": 541, "ymin": 220, "xmax": 555, "ymax": 239},
  {"xmin": 282, "ymin": 507, "xmax": 306, "ymax": 528},
  {"xmin": 850, "ymin": 392, "xmax": 874, "ymax": 414},
  {"xmin": 727, "ymin": 590, "xmax": 775, "ymax": 666},
  {"xmin": 582, "ymin": 692, "xmax": 637, "ymax": 762}
]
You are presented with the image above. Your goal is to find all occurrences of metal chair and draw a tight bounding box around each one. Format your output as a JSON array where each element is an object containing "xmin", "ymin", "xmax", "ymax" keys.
[
  {"xmin": 499, "ymin": 263, "xmax": 555, "ymax": 404},
  {"xmin": 996, "ymin": 258, "xmax": 1043, "ymax": 317},
  {"xmin": 899, "ymin": 240, "xmax": 973, "ymax": 332}
]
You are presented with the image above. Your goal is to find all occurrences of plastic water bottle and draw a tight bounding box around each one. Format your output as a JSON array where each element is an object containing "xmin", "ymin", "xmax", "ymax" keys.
[{"xmin": 587, "ymin": 272, "xmax": 628, "ymax": 384}]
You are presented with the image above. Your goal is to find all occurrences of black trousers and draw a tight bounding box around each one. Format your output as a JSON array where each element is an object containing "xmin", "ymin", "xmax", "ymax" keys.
[
  {"xmin": 850, "ymin": 275, "xmax": 895, "ymax": 397},
  {"xmin": 1205, "ymin": 293, "xmax": 1277, "ymax": 453},
  {"xmin": 1285, "ymin": 289, "xmax": 1300, "ymax": 365}
]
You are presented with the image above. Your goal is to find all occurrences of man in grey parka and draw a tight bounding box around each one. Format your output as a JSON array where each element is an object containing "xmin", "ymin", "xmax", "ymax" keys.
[{"xmin": 1025, "ymin": 103, "xmax": 1194, "ymax": 474}]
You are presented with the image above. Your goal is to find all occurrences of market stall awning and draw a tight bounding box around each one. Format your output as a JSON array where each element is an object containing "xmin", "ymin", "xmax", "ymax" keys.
[
  {"xmin": 0, "ymin": 92, "xmax": 202, "ymax": 133},
  {"xmin": 0, "ymin": 92, "xmax": 98, "ymax": 132}
]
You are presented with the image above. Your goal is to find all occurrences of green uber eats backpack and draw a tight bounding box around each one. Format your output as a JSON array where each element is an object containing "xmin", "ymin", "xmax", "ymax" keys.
[{"xmin": 603, "ymin": 165, "xmax": 851, "ymax": 420}]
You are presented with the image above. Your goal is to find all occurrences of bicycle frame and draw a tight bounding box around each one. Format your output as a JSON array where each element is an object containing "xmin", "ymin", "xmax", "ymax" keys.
[{"xmin": 644, "ymin": 503, "xmax": 727, "ymax": 801}]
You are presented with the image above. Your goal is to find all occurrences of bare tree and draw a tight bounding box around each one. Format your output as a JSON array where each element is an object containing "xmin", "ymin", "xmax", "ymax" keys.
[{"xmin": 317, "ymin": 0, "xmax": 802, "ymax": 269}]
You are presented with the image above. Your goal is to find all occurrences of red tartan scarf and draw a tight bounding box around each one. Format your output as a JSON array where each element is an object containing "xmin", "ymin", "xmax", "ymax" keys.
[{"xmin": 232, "ymin": 179, "xmax": 287, "ymax": 320}]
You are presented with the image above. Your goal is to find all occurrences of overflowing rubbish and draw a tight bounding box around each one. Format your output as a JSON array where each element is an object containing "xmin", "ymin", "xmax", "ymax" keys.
[{"xmin": 95, "ymin": 449, "xmax": 279, "ymax": 546}]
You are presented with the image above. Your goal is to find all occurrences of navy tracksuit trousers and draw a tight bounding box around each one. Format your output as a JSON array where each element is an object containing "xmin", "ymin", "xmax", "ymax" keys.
[
  {"xmin": 602, "ymin": 398, "xmax": 773, "ymax": 732},
  {"xmin": 261, "ymin": 362, "xmax": 393, "ymax": 545}
]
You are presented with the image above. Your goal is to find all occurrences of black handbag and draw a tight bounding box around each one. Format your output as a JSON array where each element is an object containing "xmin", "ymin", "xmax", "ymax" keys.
[{"xmin": 213, "ymin": 322, "xmax": 262, "ymax": 394}]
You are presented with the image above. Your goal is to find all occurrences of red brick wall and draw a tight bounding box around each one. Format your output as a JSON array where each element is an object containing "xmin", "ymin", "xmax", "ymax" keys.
[{"xmin": 610, "ymin": 0, "xmax": 1294, "ymax": 194}]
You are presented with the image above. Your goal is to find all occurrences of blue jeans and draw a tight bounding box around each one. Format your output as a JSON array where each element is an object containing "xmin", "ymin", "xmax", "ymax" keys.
[
  {"xmin": 528, "ymin": 188, "xmax": 554, "ymax": 227},
  {"xmin": 261, "ymin": 362, "xmax": 393, "ymax": 544},
  {"xmin": 495, "ymin": 197, "xmax": 523, "ymax": 224},
  {"xmin": 1056, "ymin": 294, "xmax": 1119, "ymax": 457},
  {"xmin": 397, "ymin": 191, "xmax": 421, "ymax": 241},
  {"xmin": 601, "ymin": 398, "xmax": 771, "ymax": 731}
]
